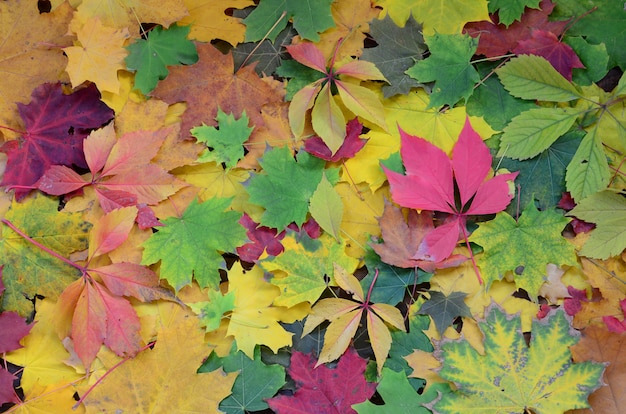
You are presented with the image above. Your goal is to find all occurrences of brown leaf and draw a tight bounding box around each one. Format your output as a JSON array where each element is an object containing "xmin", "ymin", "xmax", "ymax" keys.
[{"xmin": 570, "ymin": 325, "xmax": 624, "ymax": 413}]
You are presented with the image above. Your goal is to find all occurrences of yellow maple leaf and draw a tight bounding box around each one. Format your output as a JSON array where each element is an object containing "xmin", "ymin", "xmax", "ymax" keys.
[
  {"xmin": 5, "ymin": 381, "xmax": 85, "ymax": 414},
  {"xmin": 225, "ymin": 262, "xmax": 310, "ymax": 357},
  {"xmin": 64, "ymin": 17, "xmax": 129, "ymax": 94},
  {"xmin": 179, "ymin": 0, "xmax": 254, "ymax": 45},
  {"xmin": 375, "ymin": 0, "xmax": 490, "ymax": 35},
  {"xmin": 303, "ymin": 264, "xmax": 405, "ymax": 375},
  {"xmin": 81, "ymin": 302, "xmax": 237, "ymax": 413}
]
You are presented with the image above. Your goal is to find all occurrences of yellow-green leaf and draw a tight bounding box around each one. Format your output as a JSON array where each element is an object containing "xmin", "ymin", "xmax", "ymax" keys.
[
  {"xmin": 336, "ymin": 81, "xmax": 387, "ymax": 130},
  {"xmin": 309, "ymin": 173, "xmax": 344, "ymax": 242},
  {"xmin": 312, "ymin": 82, "xmax": 346, "ymax": 153},
  {"xmin": 565, "ymin": 129, "xmax": 611, "ymax": 201}
]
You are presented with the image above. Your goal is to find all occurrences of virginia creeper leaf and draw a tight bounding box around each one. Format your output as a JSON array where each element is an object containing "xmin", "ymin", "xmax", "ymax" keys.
[
  {"xmin": 417, "ymin": 291, "xmax": 472, "ymax": 335},
  {"xmin": 568, "ymin": 191, "xmax": 626, "ymax": 260},
  {"xmin": 247, "ymin": 147, "xmax": 324, "ymax": 229},
  {"xmin": 470, "ymin": 202, "xmax": 578, "ymax": 297},
  {"xmin": 434, "ymin": 304, "xmax": 605, "ymax": 413},
  {"xmin": 266, "ymin": 348, "xmax": 376, "ymax": 414},
  {"xmin": 406, "ymin": 33, "xmax": 479, "ymax": 109},
  {"xmin": 141, "ymin": 197, "xmax": 246, "ymax": 291},
  {"xmin": 309, "ymin": 173, "xmax": 343, "ymax": 241},
  {"xmin": 125, "ymin": 23, "xmax": 198, "ymax": 95}
]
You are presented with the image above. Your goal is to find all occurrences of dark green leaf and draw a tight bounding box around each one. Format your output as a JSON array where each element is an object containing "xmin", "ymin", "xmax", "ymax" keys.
[{"xmin": 417, "ymin": 291, "xmax": 471, "ymax": 335}]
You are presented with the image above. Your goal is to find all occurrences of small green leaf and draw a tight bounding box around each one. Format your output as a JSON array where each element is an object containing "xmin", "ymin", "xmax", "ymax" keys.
[
  {"xmin": 471, "ymin": 202, "xmax": 578, "ymax": 297},
  {"xmin": 416, "ymin": 291, "xmax": 471, "ymax": 335},
  {"xmin": 189, "ymin": 290, "xmax": 236, "ymax": 332},
  {"xmin": 568, "ymin": 191, "xmax": 626, "ymax": 259},
  {"xmin": 498, "ymin": 107, "xmax": 582, "ymax": 160},
  {"xmin": 125, "ymin": 24, "xmax": 198, "ymax": 95},
  {"xmin": 309, "ymin": 173, "xmax": 343, "ymax": 241},
  {"xmin": 406, "ymin": 33, "xmax": 479, "ymax": 108},
  {"xmin": 565, "ymin": 129, "xmax": 611, "ymax": 202},
  {"xmin": 488, "ymin": 0, "xmax": 541, "ymax": 26},
  {"xmin": 385, "ymin": 313, "xmax": 433, "ymax": 376},
  {"xmin": 497, "ymin": 55, "xmax": 582, "ymax": 101},
  {"xmin": 564, "ymin": 36, "xmax": 609, "ymax": 86},
  {"xmin": 435, "ymin": 305, "xmax": 605, "ymax": 413}
]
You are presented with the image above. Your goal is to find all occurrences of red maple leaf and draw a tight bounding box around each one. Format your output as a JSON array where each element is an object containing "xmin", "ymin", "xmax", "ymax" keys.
[
  {"xmin": 267, "ymin": 348, "xmax": 376, "ymax": 414},
  {"xmin": 464, "ymin": 0, "xmax": 569, "ymax": 57},
  {"xmin": 0, "ymin": 83, "xmax": 113, "ymax": 200},
  {"xmin": 558, "ymin": 192, "xmax": 596, "ymax": 234},
  {"xmin": 236, "ymin": 213, "xmax": 286, "ymax": 262},
  {"xmin": 0, "ymin": 369, "xmax": 19, "ymax": 405},
  {"xmin": 0, "ymin": 311, "xmax": 33, "ymax": 354},
  {"xmin": 563, "ymin": 285, "xmax": 592, "ymax": 316},
  {"xmin": 304, "ymin": 118, "xmax": 367, "ymax": 162},
  {"xmin": 603, "ymin": 298, "xmax": 626, "ymax": 333},
  {"xmin": 513, "ymin": 30, "xmax": 584, "ymax": 80},
  {"xmin": 383, "ymin": 118, "xmax": 518, "ymax": 282}
]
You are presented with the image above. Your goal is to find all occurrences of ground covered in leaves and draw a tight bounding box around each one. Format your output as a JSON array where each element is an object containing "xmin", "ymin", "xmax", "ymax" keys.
[{"xmin": 0, "ymin": 0, "xmax": 625, "ymax": 413}]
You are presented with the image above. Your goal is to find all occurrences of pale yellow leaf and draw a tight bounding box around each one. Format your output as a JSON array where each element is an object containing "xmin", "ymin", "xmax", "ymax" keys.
[
  {"xmin": 316, "ymin": 310, "xmax": 362, "ymax": 366},
  {"xmin": 179, "ymin": 0, "xmax": 253, "ymax": 45}
]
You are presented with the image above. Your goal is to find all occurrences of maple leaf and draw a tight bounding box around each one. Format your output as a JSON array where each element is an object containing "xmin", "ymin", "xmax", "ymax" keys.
[
  {"xmin": 303, "ymin": 265, "xmax": 406, "ymax": 374},
  {"xmin": 247, "ymin": 147, "xmax": 324, "ymax": 229},
  {"xmin": 371, "ymin": 200, "xmax": 468, "ymax": 272},
  {"xmin": 488, "ymin": 0, "xmax": 541, "ymax": 26},
  {"xmin": 417, "ymin": 290, "xmax": 472, "ymax": 335},
  {"xmin": 236, "ymin": 213, "xmax": 286, "ymax": 263},
  {"xmin": 243, "ymin": 0, "xmax": 335, "ymax": 42},
  {"xmin": 0, "ymin": 311, "xmax": 33, "ymax": 353},
  {"xmin": 434, "ymin": 304, "xmax": 604, "ymax": 413},
  {"xmin": 141, "ymin": 197, "xmax": 246, "ymax": 291},
  {"xmin": 0, "ymin": 193, "xmax": 90, "ymax": 315},
  {"xmin": 464, "ymin": 0, "xmax": 570, "ymax": 57},
  {"xmin": 383, "ymin": 118, "xmax": 518, "ymax": 275},
  {"xmin": 191, "ymin": 108, "xmax": 253, "ymax": 168},
  {"xmin": 568, "ymin": 191, "xmax": 626, "ymax": 260},
  {"xmin": 470, "ymin": 202, "xmax": 578, "ymax": 297},
  {"xmin": 0, "ymin": 1, "xmax": 73, "ymax": 140},
  {"xmin": 266, "ymin": 348, "xmax": 376, "ymax": 414},
  {"xmin": 82, "ymin": 305, "xmax": 238, "ymax": 412},
  {"xmin": 199, "ymin": 346, "xmax": 286, "ymax": 414},
  {"xmin": 304, "ymin": 118, "xmax": 367, "ymax": 162},
  {"xmin": 63, "ymin": 17, "xmax": 130, "ymax": 94},
  {"xmin": 0, "ymin": 83, "xmax": 113, "ymax": 200},
  {"xmin": 0, "ymin": 368, "xmax": 19, "ymax": 405},
  {"xmin": 152, "ymin": 42, "xmax": 284, "ymax": 139},
  {"xmin": 353, "ymin": 368, "xmax": 446, "ymax": 413},
  {"xmin": 286, "ymin": 42, "xmax": 388, "ymax": 153},
  {"xmin": 125, "ymin": 23, "xmax": 199, "ymax": 95},
  {"xmin": 179, "ymin": 0, "xmax": 254, "ymax": 45},
  {"xmin": 406, "ymin": 33, "xmax": 480, "ymax": 108}
]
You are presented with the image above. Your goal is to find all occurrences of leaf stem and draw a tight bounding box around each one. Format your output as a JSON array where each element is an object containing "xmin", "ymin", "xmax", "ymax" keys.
[
  {"xmin": 459, "ymin": 221, "xmax": 483, "ymax": 285},
  {"xmin": 365, "ymin": 268, "xmax": 379, "ymax": 305},
  {"xmin": 239, "ymin": 10, "xmax": 288, "ymax": 69},
  {"xmin": 0, "ymin": 218, "xmax": 85, "ymax": 273}
]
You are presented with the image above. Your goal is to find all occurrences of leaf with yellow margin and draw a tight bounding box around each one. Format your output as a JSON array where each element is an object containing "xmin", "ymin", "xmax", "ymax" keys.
[
  {"xmin": 375, "ymin": 0, "xmax": 490, "ymax": 35},
  {"xmin": 179, "ymin": 0, "xmax": 254, "ymax": 45},
  {"xmin": 81, "ymin": 301, "xmax": 237, "ymax": 413},
  {"xmin": 64, "ymin": 17, "xmax": 129, "ymax": 94},
  {"xmin": 224, "ymin": 262, "xmax": 310, "ymax": 357}
]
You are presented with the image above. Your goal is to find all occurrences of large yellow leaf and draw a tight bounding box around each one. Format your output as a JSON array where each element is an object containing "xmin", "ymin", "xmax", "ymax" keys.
[
  {"xmin": 5, "ymin": 381, "xmax": 85, "ymax": 414},
  {"xmin": 375, "ymin": 0, "xmax": 490, "ymax": 35},
  {"xmin": 179, "ymin": 0, "xmax": 253, "ymax": 45},
  {"xmin": 341, "ymin": 131, "xmax": 399, "ymax": 191},
  {"xmin": 81, "ymin": 303, "xmax": 237, "ymax": 413},
  {"xmin": 64, "ymin": 17, "xmax": 129, "ymax": 94}
]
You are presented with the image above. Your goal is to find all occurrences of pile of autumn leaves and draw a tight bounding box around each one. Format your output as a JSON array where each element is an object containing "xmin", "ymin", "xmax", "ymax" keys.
[{"xmin": 1, "ymin": 0, "xmax": 625, "ymax": 412}]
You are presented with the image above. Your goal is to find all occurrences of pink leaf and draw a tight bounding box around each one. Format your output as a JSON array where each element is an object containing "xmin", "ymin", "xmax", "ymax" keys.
[
  {"xmin": 90, "ymin": 262, "xmax": 172, "ymax": 302},
  {"xmin": 452, "ymin": 118, "xmax": 492, "ymax": 207},
  {"xmin": 414, "ymin": 218, "xmax": 462, "ymax": 262},
  {"xmin": 0, "ymin": 369, "xmax": 19, "ymax": 405},
  {"xmin": 304, "ymin": 118, "xmax": 366, "ymax": 162},
  {"xmin": 136, "ymin": 204, "xmax": 163, "ymax": 229},
  {"xmin": 465, "ymin": 172, "xmax": 518, "ymax": 215},
  {"xmin": 88, "ymin": 206, "xmax": 137, "ymax": 259},
  {"xmin": 0, "ymin": 311, "xmax": 33, "ymax": 353},
  {"xmin": 95, "ymin": 284, "xmax": 142, "ymax": 358},
  {"xmin": 335, "ymin": 60, "xmax": 387, "ymax": 81},
  {"xmin": 95, "ymin": 188, "xmax": 138, "ymax": 212},
  {"xmin": 286, "ymin": 43, "xmax": 327, "ymax": 73},
  {"xmin": 37, "ymin": 165, "xmax": 88, "ymax": 195}
]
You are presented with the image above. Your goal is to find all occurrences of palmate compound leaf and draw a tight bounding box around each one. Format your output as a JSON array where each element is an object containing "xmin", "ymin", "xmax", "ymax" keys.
[
  {"xmin": 434, "ymin": 304, "xmax": 605, "ymax": 413},
  {"xmin": 141, "ymin": 197, "xmax": 246, "ymax": 291},
  {"xmin": 302, "ymin": 265, "xmax": 406, "ymax": 375},
  {"xmin": 470, "ymin": 202, "xmax": 578, "ymax": 298},
  {"xmin": 267, "ymin": 348, "xmax": 376, "ymax": 414},
  {"xmin": 568, "ymin": 191, "xmax": 626, "ymax": 259},
  {"xmin": 198, "ymin": 346, "xmax": 285, "ymax": 414},
  {"xmin": 125, "ymin": 23, "xmax": 198, "ymax": 95},
  {"xmin": 247, "ymin": 146, "xmax": 324, "ymax": 229}
]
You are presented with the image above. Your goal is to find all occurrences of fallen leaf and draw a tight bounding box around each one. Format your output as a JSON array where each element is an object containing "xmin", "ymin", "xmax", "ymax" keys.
[{"xmin": 179, "ymin": 0, "xmax": 253, "ymax": 45}]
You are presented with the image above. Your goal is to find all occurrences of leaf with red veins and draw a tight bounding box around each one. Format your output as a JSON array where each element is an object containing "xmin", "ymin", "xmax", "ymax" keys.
[
  {"xmin": 384, "ymin": 117, "xmax": 518, "ymax": 262},
  {"xmin": 0, "ymin": 369, "xmax": 19, "ymax": 405},
  {"xmin": 98, "ymin": 165, "xmax": 186, "ymax": 205},
  {"xmin": 94, "ymin": 188, "xmax": 138, "ymax": 212},
  {"xmin": 0, "ymin": 83, "xmax": 113, "ymax": 199},
  {"xmin": 285, "ymin": 43, "xmax": 327, "ymax": 72},
  {"xmin": 236, "ymin": 213, "xmax": 286, "ymax": 263},
  {"xmin": 88, "ymin": 206, "xmax": 137, "ymax": 259},
  {"xmin": 0, "ymin": 311, "xmax": 33, "ymax": 353},
  {"xmin": 305, "ymin": 118, "xmax": 366, "ymax": 162},
  {"xmin": 70, "ymin": 280, "xmax": 107, "ymax": 370},
  {"xmin": 464, "ymin": 0, "xmax": 569, "ymax": 57},
  {"xmin": 100, "ymin": 128, "xmax": 170, "ymax": 177},
  {"xmin": 267, "ymin": 348, "xmax": 376, "ymax": 414},
  {"xmin": 36, "ymin": 165, "xmax": 88, "ymax": 195},
  {"xmin": 90, "ymin": 263, "xmax": 172, "ymax": 302},
  {"xmin": 513, "ymin": 30, "xmax": 584, "ymax": 81}
]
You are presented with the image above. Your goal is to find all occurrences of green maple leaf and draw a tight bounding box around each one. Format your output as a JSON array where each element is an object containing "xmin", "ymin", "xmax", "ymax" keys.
[
  {"xmin": 199, "ymin": 346, "xmax": 285, "ymax": 414},
  {"xmin": 247, "ymin": 147, "xmax": 324, "ymax": 229},
  {"xmin": 191, "ymin": 109, "xmax": 253, "ymax": 169},
  {"xmin": 435, "ymin": 304, "xmax": 604, "ymax": 413},
  {"xmin": 0, "ymin": 193, "xmax": 91, "ymax": 315},
  {"xmin": 470, "ymin": 202, "xmax": 578, "ymax": 297},
  {"xmin": 405, "ymin": 33, "xmax": 479, "ymax": 108},
  {"xmin": 568, "ymin": 190, "xmax": 626, "ymax": 259},
  {"xmin": 354, "ymin": 368, "xmax": 447, "ymax": 414},
  {"xmin": 189, "ymin": 290, "xmax": 236, "ymax": 332},
  {"xmin": 360, "ymin": 15, "xmax": 426, "ymax": 98},
  {"xmin": 499, "ymin": 130, "xmax": 583, "ymax": 214},
  {"xmin": 384, "ymin": 313, "xmax": 433, "ymax": 378},
  {"xmin": 488, "ymin": 0, "xmax": 541, "ymax": 26},
  {"xmin": 141, "ymin": 197, "xmax": 245, "ymax": 292},
  {"xmin": 125, "ymin": 23, "xmax": 198, "ymax": 95},
  {"xmin": 416, "ymin": 291, "xmax": 472, "ymax": 335},
  {"xmin": 564, "ymin": 36, "xmax": 609, "ymax": 86},
  {"xmin": 243, "ymin": 0, "xmax": 334, "ymax": 42}
]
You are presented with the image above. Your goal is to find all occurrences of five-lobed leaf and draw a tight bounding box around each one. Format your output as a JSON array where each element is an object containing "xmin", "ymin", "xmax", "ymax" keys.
[{"xmin": 417, "ymin": 290, "xmax": 472, "ymax": 335}]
